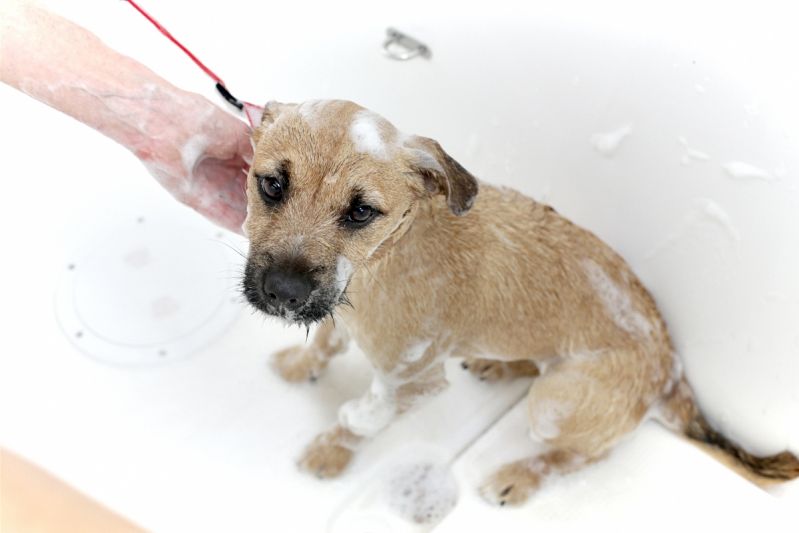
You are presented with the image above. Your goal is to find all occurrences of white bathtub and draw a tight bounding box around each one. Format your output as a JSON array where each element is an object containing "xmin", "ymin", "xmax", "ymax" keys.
[{"xmin": 1, "ymin": 0, "xmax": 797, "ymax": 531}]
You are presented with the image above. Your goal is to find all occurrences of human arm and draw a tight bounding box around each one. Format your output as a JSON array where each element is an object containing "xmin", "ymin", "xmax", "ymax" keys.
[{"xmin": 0, "ymin": 0, "xmax": 251, "ymax": 233}]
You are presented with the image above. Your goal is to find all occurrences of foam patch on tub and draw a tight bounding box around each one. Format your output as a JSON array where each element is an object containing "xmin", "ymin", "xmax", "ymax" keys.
[
  {"xmin": 386, "ymin": 461, "xmax": 459, "ymax": 525},
  {"xmin": 328, "ymin": 445, "xmax": 461, "ymax": 532}
]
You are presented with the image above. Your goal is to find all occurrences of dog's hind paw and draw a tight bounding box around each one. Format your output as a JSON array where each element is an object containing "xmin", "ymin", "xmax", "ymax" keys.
[
  {"xmin": 479, "ymin": 461, "xmax": 541, "ymax": 506},
  {"xmin": 271, "ymin": 345, "xmax": 327, "ymax": 383},
  {"xmin": 461, "ymin": 358, "xmax": 540, "ymax": 382}
]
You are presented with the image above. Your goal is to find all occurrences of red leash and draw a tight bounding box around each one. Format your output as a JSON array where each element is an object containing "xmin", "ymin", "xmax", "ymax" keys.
[{"xmin": 122, "ymin": 0, "xmax": 262, "ymax": 127}]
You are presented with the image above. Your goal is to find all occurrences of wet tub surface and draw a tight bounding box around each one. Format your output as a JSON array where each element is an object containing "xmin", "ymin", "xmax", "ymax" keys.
[{"xmin": 1, "ymin": 0, "xmax": 797, "ymax": 531}]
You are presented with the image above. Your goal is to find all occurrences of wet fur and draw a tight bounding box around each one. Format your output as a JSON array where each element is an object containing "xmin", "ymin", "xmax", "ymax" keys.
[{"xmin": 243, "ymin": 99, "xmax": 798, "ymax": 505}]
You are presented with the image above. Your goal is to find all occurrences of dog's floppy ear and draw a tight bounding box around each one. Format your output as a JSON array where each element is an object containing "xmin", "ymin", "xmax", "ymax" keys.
[
  {"xmin": 251, "ymin": 101, "xmax": 296, "ymax": 145},
  {"xmin": 404, "ymin": 136, "xmax": 479, "ymax": 216}
]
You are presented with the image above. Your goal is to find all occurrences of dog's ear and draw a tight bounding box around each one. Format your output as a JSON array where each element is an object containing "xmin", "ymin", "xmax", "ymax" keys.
[
  {"xmin": 251, "ymin": 101, "xmax": 296, "ymax": 145},
  {"xmin": 404, "ymin": 136, "xmax": 479, "ymax": 216}
]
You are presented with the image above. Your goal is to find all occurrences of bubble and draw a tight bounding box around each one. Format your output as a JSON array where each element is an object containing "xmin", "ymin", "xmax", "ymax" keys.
[{"xmin": 384, "ymin": 462, "xmax": 458, "ymax": 525}]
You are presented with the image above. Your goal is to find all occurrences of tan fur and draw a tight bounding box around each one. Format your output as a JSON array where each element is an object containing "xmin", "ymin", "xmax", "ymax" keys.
[{"xmin": 244, "ymin": 99, "xmax": 798, "ymax": 504}]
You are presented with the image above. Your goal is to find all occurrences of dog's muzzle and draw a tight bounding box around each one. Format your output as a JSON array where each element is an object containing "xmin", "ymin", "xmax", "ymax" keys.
[{"xmin": 242, "ymin": 261, "xmax": 341, "ymax": 325}]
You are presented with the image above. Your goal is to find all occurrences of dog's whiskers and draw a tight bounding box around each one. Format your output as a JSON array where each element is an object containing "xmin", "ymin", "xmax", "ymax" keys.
[{"xmin": 210, "ymin": 239, "xmax": 248, "ymax": 260}]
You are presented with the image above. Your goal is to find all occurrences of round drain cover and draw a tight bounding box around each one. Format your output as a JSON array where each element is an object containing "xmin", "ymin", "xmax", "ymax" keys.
[{"xmin": 55, "ymin": 215, "xmax": 244, "ymax": 366}]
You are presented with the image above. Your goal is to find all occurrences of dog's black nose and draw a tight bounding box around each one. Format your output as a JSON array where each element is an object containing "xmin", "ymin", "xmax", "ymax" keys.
[{"xmin": 262, "ymin": 268, "xmax": 313, "ymax": 310}]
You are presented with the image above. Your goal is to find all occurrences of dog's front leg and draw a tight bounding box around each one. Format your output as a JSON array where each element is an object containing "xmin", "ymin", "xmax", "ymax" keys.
[
  {"xmin": 298, "ymin": 361, "xmax": 448, "ymax": 478},
  {"xmin": 271, "ymin": 319, "xmax": 349, "ymax": 383}
]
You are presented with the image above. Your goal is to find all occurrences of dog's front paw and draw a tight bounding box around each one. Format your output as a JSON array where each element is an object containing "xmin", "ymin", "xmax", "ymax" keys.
[
  {"xmin": 298, "ymin": 431, "xmax": 354, "ymax": 478},
  {"xmin": 479, "ymin": 461, "xmax": 541, "ymax": 506},
  {"xmin": 271, "ymin": 345, "xmax": 326, "ymax": 383}
]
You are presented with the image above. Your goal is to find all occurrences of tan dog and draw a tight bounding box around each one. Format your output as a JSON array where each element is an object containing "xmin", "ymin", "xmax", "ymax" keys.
[{"xmin": 242, "ymin": 99, "xmax": 798, "ymax": 505}]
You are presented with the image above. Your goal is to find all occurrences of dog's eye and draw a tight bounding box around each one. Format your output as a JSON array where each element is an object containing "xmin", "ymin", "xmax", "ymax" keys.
[
  {"xmin": 260, "ymin": 176, "xmax": 283, "ymax": 202},
  {"xmin": 345, "ymin": 205, "xmax": 375, "ymax": 226}
]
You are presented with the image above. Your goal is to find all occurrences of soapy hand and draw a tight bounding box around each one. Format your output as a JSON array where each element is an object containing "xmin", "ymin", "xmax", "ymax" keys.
[
  {"xmin": 1, "ymin": 1, "xmax": 253, "ymax": 234},
  {"xmin": 138, "ymin": 96, "xmax": 252, "ymax": 234}
]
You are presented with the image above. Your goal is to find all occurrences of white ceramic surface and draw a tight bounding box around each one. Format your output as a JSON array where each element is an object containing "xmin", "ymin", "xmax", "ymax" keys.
[{"xmin": 1, "ymin": 0, "xmax": 797, "ymax": 531}]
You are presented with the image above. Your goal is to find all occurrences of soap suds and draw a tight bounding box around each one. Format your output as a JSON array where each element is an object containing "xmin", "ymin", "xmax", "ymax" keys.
[
  {"xmin": 645, "ymin": 198, "xmax": 740, "ymax": 259},
  {"xmin": 678, "ymin": 136, "xmax": 710, "ymax": 166},
  {"xmin": 335, "ymin": 256, "xmax": 354, "ymax": 296},
  {"xmin": 339, "ymin": 375, "xmax": 396, "ymax": 437},
  {"xmin": 590, "ymin": 124, "xmax": 633, "ymax": 157},
  {"xmin": 406, "ymin": 148, "xmax": 444, "ymax": 173},
  {"xmin": 297, "ymin": 99, "xmax": 330, "ymax": 128},
  {"xmin": 241, "ymin": 209, "xmax": 250, "ymax": 236},
  {"xmin": 385, "ymin": 462, "xmax": 458, "ymax": 525},
  {"xmin": 722, "ymin": 161, "xmax": 776, "ymax": 183},
  {"xmin": 489, "ymin": 225, "xmax": 519, "ymax": 249},
  {"xmin": 350, "ymin": 111, "xmax": 389, "ymax": 159},
  {"xmin": 181, "ymin": 134, "xmax": 209, "ymax": 176},
  {"xmin": 666, "ymin": 353, "xmax": 684, "ymax": 394},
  {"xmin": 582, "ymin": 259, "xmax": 652, "ymax": 338},
  {"xmin": 696, "ymin": 198, "xmax": 741, "ymax": 242},
  {"xmin": 403, "ymin": 339, "xmax": 433, "ymax": 363},
  {"xmin": 529, "ymin": 398, "xmax": 572, "ymax": 441}
]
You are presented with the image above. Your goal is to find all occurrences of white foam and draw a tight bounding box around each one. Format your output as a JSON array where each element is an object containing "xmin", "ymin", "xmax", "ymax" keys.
[
  {"xmin": 297, "ymin": 99, "xmax": 330, "ymax": 128},
  {"xmin": 681, "ymin": 149, "xmax": 711, "ymax": 165},
  {"xmin": 529, "ymin": 398, "xmax": 571, "ymax": 441},
  {"xmin": 489, "ymin": 225, "xmax": 519, "ymax": 249},
  {"xmin": 335, "ymin": 256, "xmax": 354, "ymax": 296},
  {"xmin": 696, "ymin": 198, "xmax": 741, "ymax": 242},
  {"xmin": 590, "ymin": 123, "xmax": 633, "ymax": 157},
  {"xmin": 350, "ymin": 111, "xmax": 388, "ymax": 159},
  {"xmin": 405, "ymin": 147, "xmax": 444, "ymax": 173},
  {"xmin": 338, "ymin": 375, "xmax": 397, "ymax": 437},
  {"xmin": 241, "ymin": 207, "xmax": 250, "ymax": 237},
  {"xmin": 645, "ymin": 198, "xmax": 742, "ymax": 260},
  {"xmin": 403, "ymin": 339, "xmax": 433, "ymax": 363},
  {"xmin": 678, "ymin": 136, "xmax": 710, "ymax": 166},
  {"xmin": 722, "ymin": 161, "xmax": 776, "ymax": 182},
  {"xmin": 180, "ymin": 134, "xmax": 209, "ymax": 177},
  {"xmin": 384, "ymin": 462, "xmax": 458, "ymax": 525},
  {"xmin": 582, "ymin": 259, "xmax": 652, "ymax": 338}
]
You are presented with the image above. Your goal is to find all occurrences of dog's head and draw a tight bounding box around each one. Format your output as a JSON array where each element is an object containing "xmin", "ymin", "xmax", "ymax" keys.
[{"xmin": 241, "ymin": 100, "xmax": 478, "ymax": 325}]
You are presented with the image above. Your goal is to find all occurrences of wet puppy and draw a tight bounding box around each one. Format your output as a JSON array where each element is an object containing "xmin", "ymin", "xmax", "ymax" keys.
[{"xmin": 242, "ymin": 100, "xmax": 798, "ymax": 505}]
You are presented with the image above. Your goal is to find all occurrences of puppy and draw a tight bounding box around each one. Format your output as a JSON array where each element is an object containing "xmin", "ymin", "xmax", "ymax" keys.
[{"xmin": 242, "ymin": 99, "xmax": 798, "ymax": 505}]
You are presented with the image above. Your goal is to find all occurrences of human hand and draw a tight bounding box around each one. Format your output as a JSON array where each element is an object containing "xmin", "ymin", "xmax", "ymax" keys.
[
  {"xmin": 137, "ymin": 93, "xmax": 252, "ymax": 234},
  {"xmin": 1, "ymin": 2, "xmax": 253, "ymax": 233}
]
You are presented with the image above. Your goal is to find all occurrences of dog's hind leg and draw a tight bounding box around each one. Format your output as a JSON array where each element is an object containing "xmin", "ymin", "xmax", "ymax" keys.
[
  {"xmin": 481, "ymin": 348, "xmax": 658, "ymax": 505},
  {"xmin": 271, "ymin": 318, "xmax": 349, "ymax": 383}
]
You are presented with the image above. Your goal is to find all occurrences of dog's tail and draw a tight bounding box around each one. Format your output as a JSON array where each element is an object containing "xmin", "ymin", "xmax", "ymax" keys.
[{"xmin": 659, "ymin": 377, "xmax": 799, "ymax": 481}]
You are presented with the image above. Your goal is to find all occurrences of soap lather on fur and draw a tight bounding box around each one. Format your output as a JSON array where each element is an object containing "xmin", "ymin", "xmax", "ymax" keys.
[{"xmin": 241, "ymin": 99, "xmax": 798, "ymax": 506}]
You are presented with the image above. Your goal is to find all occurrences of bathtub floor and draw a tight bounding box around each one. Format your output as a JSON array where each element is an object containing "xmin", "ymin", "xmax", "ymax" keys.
[{"xmin": 1, "ymin": 83, "xmax": 797, "ymax": 533}]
